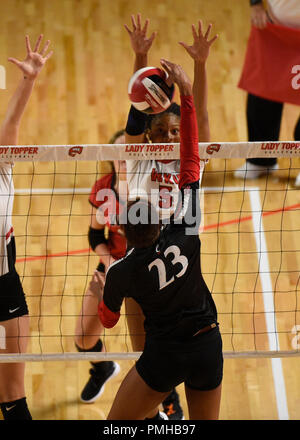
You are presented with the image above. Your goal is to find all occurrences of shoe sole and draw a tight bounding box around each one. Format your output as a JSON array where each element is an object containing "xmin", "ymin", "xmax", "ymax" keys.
[{"xmin": 80, "ymin": 362, "xmax": 121, "ymax": 404}]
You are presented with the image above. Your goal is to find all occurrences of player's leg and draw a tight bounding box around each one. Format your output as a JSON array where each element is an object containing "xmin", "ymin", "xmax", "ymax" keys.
[
  {"xmin": 124, "ymin": 298, "xmax": 183, "ymax": 419},
  {"xmin": 234, "ymin": 93, "xmax": 282, "ymax": 178},
  {"xmin": 125, "ymin": 297, "xmax": 145, "ymax": 351},
  {"xmin": 75, "ymin": 273, "xmax": 120, "ymax": 403},
  {"xmin": 293, "ymin": 115, "xmax": 300, "ymax": 187},
  {"xmin": 184, "ymin": 383, "xmax": 222, "ymax": 420},
  {"xmin": 75, "ymin": 283, "xmax": 104, "ymax": 350},
  {"xmin": 184, "ymin": 326, "xmax": 223, "ymax": 420},
  {"xmin": 107, "ymin": 365, "xmax": 170, "ymax": 420},
  {"xmin": 0, "ymin": 315, "xmax": 31, "ymax": 419}
]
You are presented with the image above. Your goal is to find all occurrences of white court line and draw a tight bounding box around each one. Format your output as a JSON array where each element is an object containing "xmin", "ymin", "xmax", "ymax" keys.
[{"xmin": 249, "ymin": 189, "xmax": 289, "ymax": 420}]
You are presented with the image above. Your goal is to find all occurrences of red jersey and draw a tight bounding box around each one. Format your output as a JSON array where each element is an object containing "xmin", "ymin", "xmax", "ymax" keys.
[{"xmin": 89, "ymin": 173, "xmax": 126, "ymax": 260}]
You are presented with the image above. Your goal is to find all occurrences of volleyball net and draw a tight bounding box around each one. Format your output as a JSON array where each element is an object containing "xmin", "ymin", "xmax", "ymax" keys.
[{"xmin": 0, "ymin": 141, "xmax": 300, "ymax": 362}]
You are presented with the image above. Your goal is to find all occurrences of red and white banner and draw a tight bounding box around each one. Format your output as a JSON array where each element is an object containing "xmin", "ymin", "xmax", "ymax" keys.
[
  {"xmin": 0, "ymin": 142, "xmax": 300, "ymax": 161},
  {"xmin": 238, "ymin": 23, "xmax": 300, "ymax": 105}
]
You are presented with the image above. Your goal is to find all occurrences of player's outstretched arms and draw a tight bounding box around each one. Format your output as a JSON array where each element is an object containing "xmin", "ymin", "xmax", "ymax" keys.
[{"xmin": 179, "ymin": 21, "xmax": 218, "ymax": 142}]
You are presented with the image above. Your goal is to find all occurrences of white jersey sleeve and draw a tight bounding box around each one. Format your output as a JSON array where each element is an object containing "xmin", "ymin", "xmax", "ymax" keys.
[{"xmin": 0, "ymin": 163, "xmax": 14, "ymax": 276}]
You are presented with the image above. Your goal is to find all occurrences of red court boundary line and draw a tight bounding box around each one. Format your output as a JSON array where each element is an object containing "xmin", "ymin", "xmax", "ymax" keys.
[
  {"xmin": 15, "ymin": 202, "xmax": 300, "ymax": 264},
  {"xmin": 203, "ymin": 202, "xmax": 300, "ymax": 230}
]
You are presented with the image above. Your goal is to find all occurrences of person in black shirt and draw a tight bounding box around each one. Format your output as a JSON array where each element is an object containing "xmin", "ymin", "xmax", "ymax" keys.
[{"xmin": 92, "ymin": 59, "xmax": 223, "ymax": 420}]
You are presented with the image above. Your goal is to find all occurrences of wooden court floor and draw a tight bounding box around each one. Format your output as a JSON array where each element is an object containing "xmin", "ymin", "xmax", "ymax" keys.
[{"xmin": 0, "ymin": 0, "xmax": 300, "ymax": 420}]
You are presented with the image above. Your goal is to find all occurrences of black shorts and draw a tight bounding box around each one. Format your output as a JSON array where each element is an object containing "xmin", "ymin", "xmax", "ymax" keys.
[
  {"xmin": 135, "ymin": 326, "xmax": 223, "ymax": 393},
  {"xmin": 0, "ymin": 269, "xmax": 29, "ymax": 321}
]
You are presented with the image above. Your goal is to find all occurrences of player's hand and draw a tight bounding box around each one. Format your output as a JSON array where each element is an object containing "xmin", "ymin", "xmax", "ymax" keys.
[
  {"xmin": 8, "ymin": 34, "xmax": 53, "ymax": 80},
  {"xmin": 179, "ymin": 21, "xmax": 218, "ymax": 63},
  {"xmin": 124, "ymin": 13, "xmax": 157, "ymax": 55},
  {"xmin": 160, "ymin": 58, "xmax": 192, "ymax": 96},
  {"xmin": 89, "ymin": 270, "xmax": 106, "ymax": 302},
  {"xmin": 251, "ymin": 4, "xmax": 269, "ymax": 29}
]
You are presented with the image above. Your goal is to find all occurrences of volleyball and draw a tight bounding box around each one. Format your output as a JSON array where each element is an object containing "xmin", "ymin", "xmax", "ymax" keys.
[{"xmin": 128, "ymin": 66, "xmax": 175, "ymax": 114}]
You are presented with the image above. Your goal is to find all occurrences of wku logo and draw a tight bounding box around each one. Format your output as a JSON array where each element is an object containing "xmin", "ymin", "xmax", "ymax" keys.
[
  {"xmin": 206, "ymin": 143, "xmax": 221, "ymax": 155},
  {"xmin": 151, "ymin": 168, "xmax": 179, "ymax": 185},
  {"xmin": 68, "ymin": 146, "xmax": 83, "ymax": 157}
]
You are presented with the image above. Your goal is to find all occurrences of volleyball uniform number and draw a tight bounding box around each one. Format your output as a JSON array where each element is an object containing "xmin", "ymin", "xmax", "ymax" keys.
[
  {"xmin": 148, "ymin": 245, "xmax": 188, "ymax": 290},
  {"xmin": 159, "ymin": 185, "xmax": 173, "ymax": 209}
]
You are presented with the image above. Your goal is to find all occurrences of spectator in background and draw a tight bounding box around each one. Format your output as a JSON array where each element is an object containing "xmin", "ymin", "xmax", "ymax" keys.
[{"xmin": 235, "ymin": 0, "xmax": 300, "ymax": 186}]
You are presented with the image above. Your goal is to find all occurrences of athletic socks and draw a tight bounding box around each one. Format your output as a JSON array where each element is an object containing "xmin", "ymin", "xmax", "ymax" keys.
[
  {"xmin": 0, "ymin": 397, "xmax": 32, "ymax": 420},
  {"xmin": 75, "ymin": 338, "xmax": 103, "ymax": 354},
  {"xmin": 75, "ymin": 338, "xmax": 111, "ymax": 371}
]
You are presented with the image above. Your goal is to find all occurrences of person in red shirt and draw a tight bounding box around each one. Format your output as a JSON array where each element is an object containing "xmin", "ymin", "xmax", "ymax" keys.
[
  {"xmin": 93, "ymin": 60, "xmax": 223, "ymax": 420},
  {"xmin": 235, "ymin": 0, "xmax": 300, "ymax": 183}
]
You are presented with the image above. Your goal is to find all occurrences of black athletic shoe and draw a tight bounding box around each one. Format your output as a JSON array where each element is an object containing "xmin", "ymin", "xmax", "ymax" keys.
[
  {"xmin": 162, "ymin": 389, "xmax": 184, "ymax": 420},
  {"xmin": 80, "ymin": 361, "xmax": 120, "ymax": 403}
]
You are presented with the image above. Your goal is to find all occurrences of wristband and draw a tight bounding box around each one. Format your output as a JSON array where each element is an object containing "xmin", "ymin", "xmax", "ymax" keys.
[
  {"xmin": 125, "ymin": 105, "xmax": 148, "ymax": 136},
  {"xmin": 88, "ymin": 226, "xmax": 107, "ymax": 251}
]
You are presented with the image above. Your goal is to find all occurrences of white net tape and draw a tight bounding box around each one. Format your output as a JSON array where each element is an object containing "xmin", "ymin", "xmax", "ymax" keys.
[{"xmin": 0, "ymin": 140, "xmax": 299, "ymax": 161}]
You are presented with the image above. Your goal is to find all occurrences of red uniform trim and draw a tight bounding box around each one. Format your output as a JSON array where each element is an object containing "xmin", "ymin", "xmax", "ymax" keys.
[
  {"xmin": 6, "ymin": 227, "xmax": 13, "ymax": 241},
  {"xmin": 179, "ymin": 95, "xmax": 200, "ymax": 188},
  {"xmin": 98, "ymin": 300, "xmax": 120, "ymax": 328}
]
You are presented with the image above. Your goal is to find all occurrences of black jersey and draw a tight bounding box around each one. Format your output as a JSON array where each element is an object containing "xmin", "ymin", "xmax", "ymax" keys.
[{"xmin": 98, "ymin": 95, "xmax": 218, "ymax": 341}]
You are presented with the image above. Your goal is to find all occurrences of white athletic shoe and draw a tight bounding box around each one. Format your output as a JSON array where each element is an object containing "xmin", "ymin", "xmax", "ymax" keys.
[
  {"xmin": 158, "ymin": 411, "xmax": 169, "ymax": 420},
  {"xmin": 295, "ymin": 173, "xmax": 300, "ymax": 187},
  {"xmin": 234, "ymin": 161, "xmax": 279, "ymax": 180}
]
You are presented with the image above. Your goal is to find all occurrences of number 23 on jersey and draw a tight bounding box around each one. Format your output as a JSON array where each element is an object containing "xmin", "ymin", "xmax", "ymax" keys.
[{"xmin": 148, "ymin": 245, "xmax": 188, "ymax": 290}]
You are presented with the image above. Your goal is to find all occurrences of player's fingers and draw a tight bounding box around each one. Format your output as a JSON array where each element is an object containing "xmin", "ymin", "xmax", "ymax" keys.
[
  {"xmin": 178, "ymin": 41, "xmax": 190, "ymax": 52},
  {"xmin": 7, "ymin": 57, "xmax": 22, "ymax": 67},
  {"xmin": 191, "ymin": 24, "xmax": 198, "ymax": 40},
  {"xmin": 40, "ymin": 39, "xmax": 50, "ymax": 56},
  {"xmin": 198, "ymin": 20, "xmax": 203, "ymax": 36},
  {"xmin": 124, "ymin": 24, "xmax": 132, "ymax": 36},
  {"xmin": 208, "ymin": 34, "xmax": 218, "ymax": 46},
  {"xmin": 142, "ymin": 18, "xmax": 149, "ymax": 34},
  {"xmin": 130, "ymin": 15, "xmax": 137, "ymax": 31},
  {"xmin": 136, "ymin": 13, "xmax": 142, "ymax": 30},
  {"xmin": 204, "ymin": 23, "xmax": 212, "ymax": 39},
  {"xmin": 44, "ymin": 50, "xmax": 53, "ymax": 61},
  {"xmin": 33, "ymin": 34, "xmax": 43, "ymax": 52},
  {"xmin": 148, "ymin": 31, "xmax": 157, "ymax": 44},
  {"xmin": 25, "ymin": 35, "xmax": 32, "ymax": 53}
]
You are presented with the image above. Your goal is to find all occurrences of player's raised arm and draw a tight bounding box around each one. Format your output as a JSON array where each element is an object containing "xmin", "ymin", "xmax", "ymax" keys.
[
  {"xmin": 0, "ymin": 35, "xmax": 53, "ymax": 146},
  {"xmin": 124, "ymin": 14, "xmax": 156, "ymax": 145},
  {"xmin": 124, "ymin": 13, "xmax": 157, "ymax": 73},
  {"xmin": 160, "ymin": 58, "xmax": 199, "ymax": 187},
  {"xmin": 179, "ymin": 21, "xmax": 218, "ymax": 142}
]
